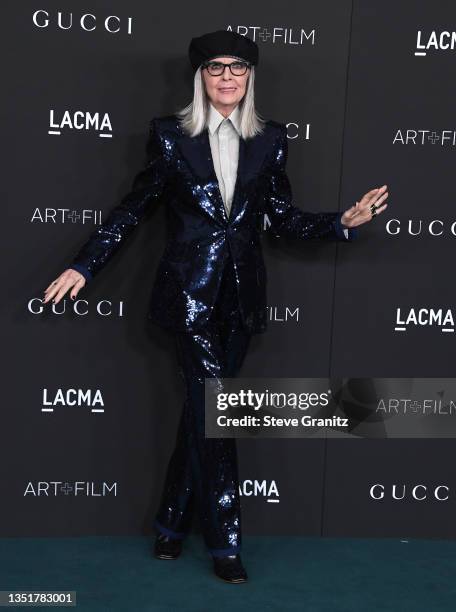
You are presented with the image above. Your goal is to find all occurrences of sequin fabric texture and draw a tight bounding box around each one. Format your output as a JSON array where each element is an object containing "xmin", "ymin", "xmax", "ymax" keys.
[
  {"xmin": 69, "ymin": 114, "xmax": 356, "ymax": 335},
  {"xmin": 67, "ymin": 114, "xmax": 357, "ymax": 556},
  {"xmin": 153, "ymin": 257, "xmax": 251, "ymax": 555}
]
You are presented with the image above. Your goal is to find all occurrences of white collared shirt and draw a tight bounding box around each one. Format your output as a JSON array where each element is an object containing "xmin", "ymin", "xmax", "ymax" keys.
[
  {"xmin": 207, "ymin": 102, "xmax": 241, "ymax": 218},
  {"xmin": 206, "ymin": 102, "xmax": 348, "ymax": 237}
]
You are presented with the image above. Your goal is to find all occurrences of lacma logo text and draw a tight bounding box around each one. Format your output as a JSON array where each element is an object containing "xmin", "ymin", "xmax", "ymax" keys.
[
  {"xmin": 48, "ymin": 110, "xmax": 113, "ymax": 138},
  {"xmin": 395, "ymin": 308, "xmax": 454, "ymax": 333}
]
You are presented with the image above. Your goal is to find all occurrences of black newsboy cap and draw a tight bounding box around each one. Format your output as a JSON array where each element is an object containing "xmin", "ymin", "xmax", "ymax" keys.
[{"xmin": 188, "ymin": 29, "xmax": 259, "ymax": 72}]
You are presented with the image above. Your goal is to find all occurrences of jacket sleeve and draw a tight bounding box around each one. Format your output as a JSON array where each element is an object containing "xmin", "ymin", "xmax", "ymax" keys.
[
  {"xmin": 265, "ymin": 124, "xmax": 358, "ymax": 242},
  {"xmin": 69, "ymin": 118, "xmax": 169, "ymax": 282}
]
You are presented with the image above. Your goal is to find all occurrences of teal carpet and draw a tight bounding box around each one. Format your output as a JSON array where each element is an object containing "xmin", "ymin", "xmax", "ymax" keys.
[{"xmin": 1, "ymin": 535, "xmax": 455, "ymax": 611}]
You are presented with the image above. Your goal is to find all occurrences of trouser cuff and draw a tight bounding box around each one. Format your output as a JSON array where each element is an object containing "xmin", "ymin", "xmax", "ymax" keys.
[
  {"xmin": 153, "ymin": 518, "xmax": 188, "ymax": 539},
  {"xmin": 209, "ymin": 545, "xmax": 241, "ymax": 558}
]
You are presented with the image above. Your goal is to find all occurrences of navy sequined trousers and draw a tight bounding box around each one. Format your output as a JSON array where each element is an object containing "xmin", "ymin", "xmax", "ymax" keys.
[{"xmin": 153, "ymin": 256, "xmax": 251, "ymax": 557}]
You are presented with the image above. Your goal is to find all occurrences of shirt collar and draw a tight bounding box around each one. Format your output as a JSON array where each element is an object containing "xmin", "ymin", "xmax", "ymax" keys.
[{"xmin": 207, "ymin": 103, "xmax": 241, "ymax": 137}]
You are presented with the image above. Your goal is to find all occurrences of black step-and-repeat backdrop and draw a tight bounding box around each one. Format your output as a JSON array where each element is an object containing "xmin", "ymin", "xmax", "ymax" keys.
[{"xmin": 3, "ymin": 1, "xmax": 456, "ymax": 538}]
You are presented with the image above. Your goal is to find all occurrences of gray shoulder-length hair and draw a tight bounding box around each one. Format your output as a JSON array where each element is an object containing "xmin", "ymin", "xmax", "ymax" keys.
[{"xmin": 176, "ymin": 65, "xmax": 266, "ymax": 140}]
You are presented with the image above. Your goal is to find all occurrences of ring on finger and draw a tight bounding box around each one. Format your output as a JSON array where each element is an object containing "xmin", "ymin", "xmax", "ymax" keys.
[{"xmin": 370, "ymin": 203, "xmax": 379, "ymax": 217}]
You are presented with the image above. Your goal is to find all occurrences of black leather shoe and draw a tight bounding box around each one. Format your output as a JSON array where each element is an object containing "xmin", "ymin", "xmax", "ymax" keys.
[
  {"xmin": 212, "ymin": 554, "xmax": 248, "ymax": 583},
  {"xmin": 154, "ymin": 533, "xmax": 183, "ymax": 560}
]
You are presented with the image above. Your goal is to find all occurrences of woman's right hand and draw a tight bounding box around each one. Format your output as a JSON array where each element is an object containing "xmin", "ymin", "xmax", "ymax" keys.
[{"xmin": 43, "ymin": 269, "xmax": 86, "ymax": 305}]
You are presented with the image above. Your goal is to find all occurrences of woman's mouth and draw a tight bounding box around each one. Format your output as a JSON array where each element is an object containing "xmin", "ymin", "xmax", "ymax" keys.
[{"xmin": 219, "ymin": 87, "xmax": 236, "ymax": 93}]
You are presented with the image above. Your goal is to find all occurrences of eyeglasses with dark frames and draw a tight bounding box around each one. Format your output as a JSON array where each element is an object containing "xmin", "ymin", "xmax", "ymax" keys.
[{"xmin": 203, "ymin": 60, "xmax": 251, "ymax": 76}]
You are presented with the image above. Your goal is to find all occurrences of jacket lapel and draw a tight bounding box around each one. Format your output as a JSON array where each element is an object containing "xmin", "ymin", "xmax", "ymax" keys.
[
  {"xmin": 176, "ymin": 129, "xmax": 226, "ymax": 222},
  {"xmin": 176, "ymin": 126, "xmax": 267, "ymax": 224}
]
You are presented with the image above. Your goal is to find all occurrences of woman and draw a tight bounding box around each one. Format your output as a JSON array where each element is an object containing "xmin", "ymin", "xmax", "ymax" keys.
[{"xmin": 43, "ymin": 30, "xmax": 388, "ymax": 583}]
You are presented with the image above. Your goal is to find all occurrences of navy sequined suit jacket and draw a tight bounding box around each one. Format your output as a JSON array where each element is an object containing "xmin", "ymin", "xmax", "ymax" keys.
[{"xmin": 70, "ymin": 115, "xmax": 357, "ymax": 334}]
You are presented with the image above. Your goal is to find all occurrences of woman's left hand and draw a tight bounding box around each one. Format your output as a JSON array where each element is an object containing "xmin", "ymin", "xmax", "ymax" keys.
[{"xmin": 341, "ymin": 184, "xmax": 389, "ymax": 228}]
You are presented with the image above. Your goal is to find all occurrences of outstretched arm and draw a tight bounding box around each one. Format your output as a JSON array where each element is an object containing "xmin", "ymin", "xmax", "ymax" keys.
[
  {"xmin": 265, "ymin": 125, "xmax": 354, "ymax": 241},
  {"xmin": 70, "ymin": 117, "xmax": 169, "ymax": 282},
  {"xmin": 265, "ymin": 124, "xmax": 388, "ymax": 241},
  {"xmin": 43, "ymin": 118, "xmax": 169, "ymax": 305}
]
